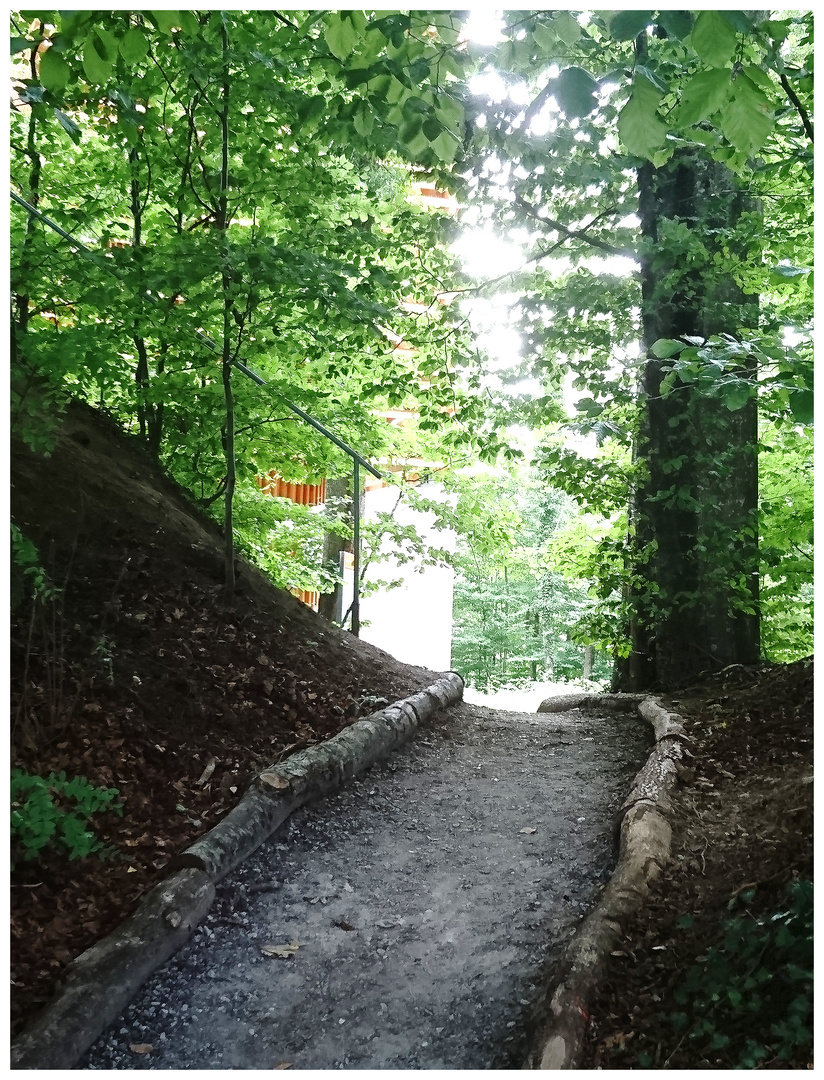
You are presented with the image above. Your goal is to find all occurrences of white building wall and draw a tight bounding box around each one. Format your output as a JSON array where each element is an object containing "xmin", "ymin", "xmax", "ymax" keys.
[{"xmin": 358, "ymin": 482, "xmax": 456, "ymax": 671}]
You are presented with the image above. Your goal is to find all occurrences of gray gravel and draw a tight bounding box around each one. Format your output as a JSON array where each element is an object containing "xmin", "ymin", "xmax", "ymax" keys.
[{"xmin": 82, "ymin": 700, "xmax": 649, "ymax": 1070}]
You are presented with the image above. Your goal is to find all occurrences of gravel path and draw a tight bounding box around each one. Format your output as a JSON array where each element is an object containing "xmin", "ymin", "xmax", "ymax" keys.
[{"xmin": 83, "ymin": 700, "xmax": 649, "ymax": 1070}]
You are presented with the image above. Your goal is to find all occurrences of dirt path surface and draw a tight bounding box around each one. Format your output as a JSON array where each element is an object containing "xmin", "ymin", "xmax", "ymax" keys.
[{"xmin": 82, "ymin": 700, "xmax": 649, "ymax": 1070}]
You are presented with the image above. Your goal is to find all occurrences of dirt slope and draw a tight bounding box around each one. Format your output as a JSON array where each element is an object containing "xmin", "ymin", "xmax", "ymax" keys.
[{"xmin": 10, "ymin": 401, "xmax": 443, "ymax": 1038}]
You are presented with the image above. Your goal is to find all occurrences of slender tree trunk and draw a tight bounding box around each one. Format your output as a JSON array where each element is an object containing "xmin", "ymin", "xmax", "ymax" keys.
[
  {"xmin": 129, "ymin": 141, "xmax": 164, "ymax": 455},
  {"xmin": 217, "ymin": 17, "xmax": 235, "ymax": 597},
  {"xmin": 627, "ymin": 149, "xmax": 760, "ymax": 689},
  {"xmin": 582, "ymin": 644, "xmax": 594, "ymax": 681},
  {"xmin": 318, "ymin": 477, "xmax": 352, "ymax": 623},
  {"xmin": 14, "ymin": 35, "xmax": 43, "ymax": 340}
]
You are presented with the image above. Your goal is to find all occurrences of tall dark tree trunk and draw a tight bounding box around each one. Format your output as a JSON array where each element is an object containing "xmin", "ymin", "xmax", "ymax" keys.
[{"xmin": 626, "ymin": 150, "xmax": 760, "ymax": 690}]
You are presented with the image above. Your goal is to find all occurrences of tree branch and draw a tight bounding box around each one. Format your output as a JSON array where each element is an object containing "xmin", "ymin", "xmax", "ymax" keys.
[
  {"xmin": 513, "ymin": 196, "xmax": 633, "ymax": 258},
  {"xmin": 779, "ymin": 72, "xmax": 814, "ymax": 144}
]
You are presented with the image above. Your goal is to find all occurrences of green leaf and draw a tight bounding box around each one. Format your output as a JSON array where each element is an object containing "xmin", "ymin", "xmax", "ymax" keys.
[
  {"xmin": 430, "ymin": 129, "xmax": 459, "ymax": 163},
  {"xmin": 39, "ymin": 47, "xmax": 71, "ymax": 91},
  {"xmin": 609, "ymin": 10, "xmax": 653, "ymax": 41},
  {"xmin": 690, "ymin": 10, "xmax": 739, "ymax": 68},
  {"xmin": 53, "ymin": 106, "xmax": 81, "ymax": 142},
  {"xmin": 554, "ymin": 66, "xmax": 598, "ymax": 119},
  {"xmin": 82, "ymin": 33, "xmax": 113, "ymax": 84},
  {"xmin": 297, "ymin": 94, "xmax": 326, "ymax": 125},
  {"xmin": 177, "ymin": 11, "xmax": 201, "ymax": 36},
  {"xmin": 651, "ymin": 338, "xmax": 685, "ymax": 359},
  {"xmin": 93, "ymin": 26, "xmax": 119, "ymax": 62},
  {"xmin": 769, "ymin": 264, "xmax": 809, "ymax": 284},
  {"xmin": 744, "ymin": 64, "xmax": 774, "ymax": 91},
  {"xmin": 532, "ymin": 22, "xmax": 556, "ymax": 53},
  {"xmin": 325, "ymin": 13, "xmax": 359, "ymax": 60},
  {"xmin": 720, "ymin": 76, "xmax": 774, "ymax": 155},
  {"xmin": 635, "ymin": 64, "xmax": 667, "ymax": 94},
  {"xmin": 11, "ymin": 36, "xmax": 35, "ymax": 54},
  {"xmin": 720, "ymin": 10, "xmax": 753, "ymax": 34},
  {"xmin": 353, "ymin": 106, "xmax": 373, "ymax": 137},
  {"xmin": 435, "ymin": 93, "xmax": 464, "ymax": 131},
  {"xmin": 720, "ymin": 381, "xmax": 754, "ymax": 411},
  {"xmin": 617, "ymin": 75, "xmax": 667, "ymax": 159},
  {"xmin": 657, "ymin": 10, "xmax": 694, "ymax": 40},
  {"xmin": 151, "ymin": 10, "xmax": 182, "ymax": 36},
  {"xmin": 789, "ymin": 390, "xmax": 813, "ymax": 425},
  {"xmin": 119, "ymin": 26, "xmax": 149, "ymax": 63},
  {"xmin": 675, "ymin": 68, "xmax": 733, "ymax": 127},
  {"xmin": 549, "ymin": 12, "xmax": 582, "ymax": 46}
]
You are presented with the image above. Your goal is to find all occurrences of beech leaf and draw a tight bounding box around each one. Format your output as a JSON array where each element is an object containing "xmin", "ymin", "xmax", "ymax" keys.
[
  {"xmin": 689, "ymin": 11, "xmax": 738, "ymax": 68},
  {"xmin": 554, "ymin": 66, "xmax": 598, "ymax": 119},
  {"xmin": 39, "ymin": 48, "xmax": 71, "ymax": 92},
  {"xmin": 261, "ymin": 941, "xmax": 302, "ymax": 959}
]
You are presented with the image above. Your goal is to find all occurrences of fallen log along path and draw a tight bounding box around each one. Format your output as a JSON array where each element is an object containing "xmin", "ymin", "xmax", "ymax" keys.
[{"xmin": 13, "ymin": 680, "xmax": 689, "ymax": 1071}]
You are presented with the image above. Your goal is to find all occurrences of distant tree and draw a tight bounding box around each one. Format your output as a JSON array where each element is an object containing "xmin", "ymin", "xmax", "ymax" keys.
[{"xmin": 450, "ymin": 468, "xmax": 612, "ymax": 688}]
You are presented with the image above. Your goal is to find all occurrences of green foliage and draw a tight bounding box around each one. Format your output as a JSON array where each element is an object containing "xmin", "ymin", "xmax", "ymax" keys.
[
  {"xmin": 666, "ymin": 881, "xmax": 813, "ymax": 1068},
  {"xmin": 9, "ymin": 8, "xmax": 491, "ymax": 595},
  {"xmin": 10, "ymin": 768, "xmax": 123, "ymax": 866},
  {"xmin": 457, "ymin": 10, "xmax": 813, "ymax": 675},
  {"xmin": 450, "ymin": 466, "xmax": 612, "ymax": 688},
  {"xmin": 10, "ymin": 9, "xmax": 814, "ymax": 676},
  {"xmin": 11, "ymin": 523, "xmax": 59, "ymax": 605}
]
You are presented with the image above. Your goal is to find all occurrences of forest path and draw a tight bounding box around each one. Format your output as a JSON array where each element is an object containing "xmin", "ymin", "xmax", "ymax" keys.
[{"xmin": 82, "ymin": 700, "xmax": 650, "ymax": 1070}]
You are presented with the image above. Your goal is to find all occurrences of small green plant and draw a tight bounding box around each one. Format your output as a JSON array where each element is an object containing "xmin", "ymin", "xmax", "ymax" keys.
[
  {"xmin": 93, "ymin": 634, "xmax": 115, "ymax": 684},
  {"xmin": 11, "ymin": 523, "xmax": 60, "ymax": 606},
  {"xmin": 10, "ymin": 769, "xmax": 123, "ymax": 866},
  {"xmin": 668, "ymin": 880, "xmax": 813, "ymax": 1067}
]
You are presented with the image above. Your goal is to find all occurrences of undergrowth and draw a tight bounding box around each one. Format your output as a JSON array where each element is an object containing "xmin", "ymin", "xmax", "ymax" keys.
[
  {"xmin": 650, "ymin": 880, "xmax": 813, "ymax": 1069},
  {"xmin": 11, "ymin": 769, "xmax": 123, "ymax": 868}
]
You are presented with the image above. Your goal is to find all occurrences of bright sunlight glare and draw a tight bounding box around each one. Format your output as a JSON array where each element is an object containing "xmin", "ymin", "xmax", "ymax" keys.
[{"xmin": 462, "ymin": 9, "xmax": 505, "ymax": 45}]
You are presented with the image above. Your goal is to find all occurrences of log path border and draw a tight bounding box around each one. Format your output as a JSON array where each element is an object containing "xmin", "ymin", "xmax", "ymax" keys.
[
  {"xmin": 525, "ymin": 692, "xmax": 691, "ymax": 1069},
  {"xmin": 10, "ymin": 672, "xmax": 464, "ymax": 1070}
]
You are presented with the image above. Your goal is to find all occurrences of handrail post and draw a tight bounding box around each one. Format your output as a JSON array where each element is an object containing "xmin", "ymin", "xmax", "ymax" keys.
[{"xmin": 352, "ymin": 458, "xmax": 360, "ymax": 637}]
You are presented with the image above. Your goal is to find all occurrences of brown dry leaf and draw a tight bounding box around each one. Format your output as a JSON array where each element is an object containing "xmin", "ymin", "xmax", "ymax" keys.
[
  {"xmin": 274, "ymin": 1062, "xmax": 292, "ymax": 1069},
  {"xmin": 520, "ymin": 827, "xmax": 538, "ymax": 834},
  {"xmin": 261, "ymin": 941, "xmax": 302, "ymax": 959},
  {"xmin": 259, "ymin": 771, "xmax": 290, "ymax": 791},
  {"xmin": 130, "ymin": 1043, "xmax": 154, "ymax": 1054},
  {"xmin": 257, "ymin": 653, "xmax": 271, "ymax": 666},
  {"xmin": 334, "ymin": 920, "xmax": 356, "ymax": 932},
  {"xmin": 197, "ymin": 757, "xmax": 217, "ymax": 786}
]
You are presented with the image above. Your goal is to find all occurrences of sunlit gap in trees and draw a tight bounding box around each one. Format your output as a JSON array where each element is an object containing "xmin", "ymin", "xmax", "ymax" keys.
[{"xmin": 454, "ymin": 10, "xmax": 642, "ymax": 457}]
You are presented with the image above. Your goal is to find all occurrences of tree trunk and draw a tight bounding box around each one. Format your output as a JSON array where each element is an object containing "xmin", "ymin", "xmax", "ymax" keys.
[
  {"xmin": 217, "ymin": 19, "xmax": 235, "ymax": 598},
  {"xmin": 627, "ymin": 149, "xmax": 760, "ymax": 690},
  {"xmin": 318, "ymin": 477, "xmax": 352, "ymax": 623},
  {"xmin": 582, "ymin": 644, "xmax": 595, "ymax": 681}
]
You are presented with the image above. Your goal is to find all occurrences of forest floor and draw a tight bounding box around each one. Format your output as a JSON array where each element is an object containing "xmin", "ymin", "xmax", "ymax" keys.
[{"xmin": 11, "ymin": 402, "xmax": 813, "ymax": 1067}]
